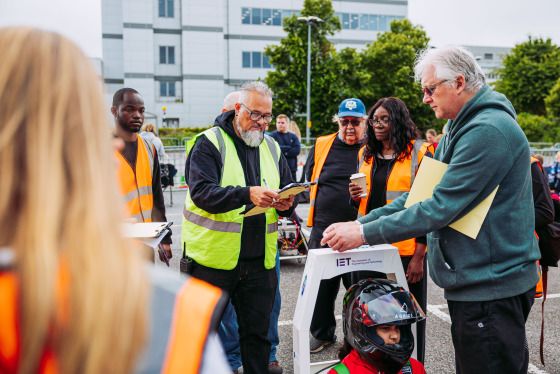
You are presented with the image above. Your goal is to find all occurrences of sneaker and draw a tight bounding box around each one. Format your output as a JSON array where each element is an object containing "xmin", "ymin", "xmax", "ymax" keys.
[
  {"xmin": 310, "ymin": 335, "xmax": 336, "ymax": 354},
  {"xmin": 268, "ymin": 360, "xmax": 283, "ymax": 374}
]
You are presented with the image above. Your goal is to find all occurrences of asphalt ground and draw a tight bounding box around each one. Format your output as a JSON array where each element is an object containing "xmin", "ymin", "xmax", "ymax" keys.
[{"xmin": 160, "ymin": 188, "xmax": 560, "ymax": 374}]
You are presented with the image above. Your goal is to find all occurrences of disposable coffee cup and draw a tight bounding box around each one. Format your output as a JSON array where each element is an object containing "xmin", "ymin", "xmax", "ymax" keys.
[{"xmin": 350, "ymin": 173, "xmax": 368, "ymax": 198}]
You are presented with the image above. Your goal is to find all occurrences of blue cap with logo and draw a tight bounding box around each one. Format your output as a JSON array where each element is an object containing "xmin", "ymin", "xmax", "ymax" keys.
[{"xmin": 338, "ymin": 98, "xmax": 366, "ymax": 118}]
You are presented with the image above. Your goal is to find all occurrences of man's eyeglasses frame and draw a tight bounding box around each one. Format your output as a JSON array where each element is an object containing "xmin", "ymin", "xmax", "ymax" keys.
[
  {"xmin": 240, "ymin": 103, "xmax": 274, "ymax": 124},
  {"xmin": 421, "ymin": 79, "xmax": 450, "ymax": 97}
]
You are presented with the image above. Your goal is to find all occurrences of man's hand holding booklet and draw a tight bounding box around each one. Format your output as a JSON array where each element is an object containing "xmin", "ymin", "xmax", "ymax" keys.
[{"xmin": 242, "ymin": 182, "xmax": 316, "ymax": 217}]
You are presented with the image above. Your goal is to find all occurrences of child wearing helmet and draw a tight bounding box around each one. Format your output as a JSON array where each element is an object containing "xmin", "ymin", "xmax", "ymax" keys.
[{"xmin": 329, "ymin": 279, "xmax": 427, "ymax": 374}]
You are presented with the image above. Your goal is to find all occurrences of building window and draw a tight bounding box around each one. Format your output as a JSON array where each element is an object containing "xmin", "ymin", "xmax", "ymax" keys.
[
  {"xmin": 159, "ymin": 46, "xmax": 175, "ymax": 64},
  {"xmin": 241, "ymin": 7, "xmax": 298, "ymax": 26},
  {"xmin": 484, "ymin": 53, "xmax": 493, "ymax": 60},
  {"xmin": 242, "ymin": 52, "xmax": 251, "ymax": 68},
  {"xmin": 160, "ymin": 81, "xmax": 176, "ymax": 97},
  {"xmin": 158, "ymin": 0, "xmax": 174, "ymax": 18},
  {"xmin": 335, "ymin": 13, "xmax": 402, "ymax": 31},
  {"xmin": 242, "ymin": 8, "xmax": 251, "ymax": 24},
  {"xmin": 163, "ymin": 118, "xmax": 180, "ymax": 128},
  {"xmin": 242, "ymin": 51, "xmax": 272, "ymax": 69}
]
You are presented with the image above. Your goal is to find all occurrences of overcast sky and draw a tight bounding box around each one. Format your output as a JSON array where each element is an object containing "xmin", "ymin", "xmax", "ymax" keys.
[{"xmin": 0, "ymin": 0, "xmax": 559, "ymax": 58}]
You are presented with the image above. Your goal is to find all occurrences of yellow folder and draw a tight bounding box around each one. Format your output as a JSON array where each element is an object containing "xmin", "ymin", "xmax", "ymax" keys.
[{"xmin": 404, "ymin": 157, "xmax": 498, "ymax": 239}]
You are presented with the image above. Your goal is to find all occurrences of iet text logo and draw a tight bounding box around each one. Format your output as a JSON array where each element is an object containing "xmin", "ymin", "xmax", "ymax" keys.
[{"xmin": 336, "ymin": 258, "xmax": 351, "ymax": 267}]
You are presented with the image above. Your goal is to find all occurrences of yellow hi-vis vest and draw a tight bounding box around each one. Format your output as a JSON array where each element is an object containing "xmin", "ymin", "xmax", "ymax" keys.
[
  {"xmin": 116, "ymin": 136, "xmax": 155, "ymax": 222},
  {"xmin": 357, "ymin": 140, "xmax": 433, "ymax": 256},
  {"xmin": 181, "ymin": 127, "xmax": 281, "ymax": 270}
]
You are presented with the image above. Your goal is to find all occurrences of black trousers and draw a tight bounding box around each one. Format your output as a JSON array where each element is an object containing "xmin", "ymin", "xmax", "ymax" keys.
[
  {"xmin": 308, "ymin": 236, "xmax": 427, "ymax": 364},
  {"xmin": 188, "ymin": 258, "xmax": 277, "ymax": 374},
  {"xmin": 447, "ymin": 286, "xmax": 535, "ymax": 374}
]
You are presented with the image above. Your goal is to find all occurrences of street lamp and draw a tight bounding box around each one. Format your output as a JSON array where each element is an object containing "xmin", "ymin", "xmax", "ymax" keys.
[{"xmin": 298, "ymin": 16, "xmax": 323, "ymax": 144}]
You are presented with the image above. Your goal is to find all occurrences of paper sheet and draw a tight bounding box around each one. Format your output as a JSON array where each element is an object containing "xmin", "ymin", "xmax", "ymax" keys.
[
  {"xmin": 121, "ymin": 222, "xmax": 171, "ymax": 238},
  {"xmin": 404, "ymin": 157, "xmax": 498, "ymax": 239},
  {"xmin": 243, "ymin": 183, "xmax": 314, "ymax": 217}
]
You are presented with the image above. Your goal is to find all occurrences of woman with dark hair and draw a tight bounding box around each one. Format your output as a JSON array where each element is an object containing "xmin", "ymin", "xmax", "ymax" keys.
[{"xmin": 348, "ymin": 97, "xmax": 434, "ymax": 364}]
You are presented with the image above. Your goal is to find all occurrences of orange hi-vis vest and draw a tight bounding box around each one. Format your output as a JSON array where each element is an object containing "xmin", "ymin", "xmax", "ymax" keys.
[
  {"xmin": 116, "ymin": 136, "xmax": 155, "ymax": 222},
  {"xmin": 357, "ymin": 140, "xmax": 433, "ymax": 256},
  {"xmin": 307, "ymin": 133, "xmax": 353, "ymax": 227},
  {"xmin": 531, "ymin": 155, "xmax": 544, "ymax": 298},
  {"xmin": 0, "ymin": 259, "xmax": 224, "ymax": 374}
]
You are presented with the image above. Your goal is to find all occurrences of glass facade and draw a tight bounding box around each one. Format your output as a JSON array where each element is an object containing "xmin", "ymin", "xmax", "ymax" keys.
[
  {"xmin": 241, "ymin": 7, "xmax": 299, "ymax": 26},
  {"xmin": 335, "ymin": 12, "xmax": 403, "ymax": 31}
]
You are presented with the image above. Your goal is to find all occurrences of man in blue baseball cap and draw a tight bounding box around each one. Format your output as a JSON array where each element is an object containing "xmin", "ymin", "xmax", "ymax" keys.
[{"xmin": 304, "ymin": 98, "xmax": 367, "ymax": 353}]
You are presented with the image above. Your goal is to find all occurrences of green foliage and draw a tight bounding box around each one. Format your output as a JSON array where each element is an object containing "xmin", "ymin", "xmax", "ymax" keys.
[
  {"xmin": 516, "ymin": 112, "xmax": 559, "ymax": 142},
  {"xmin": 158, "ymin": 126, "xmax": 211, "ymax": 145},
  {"xmin": 358, "ymin": 19, "xmax": 440, "ymax": 134},
  {"xmin": 264, "ymin": 0, "xmax": 341, "ymax": 136},
  {"xmin": 494, "ymin": 37, "xmax": 560, "ymax": 116},
  {"xmin": 545, "ymin": 77, "xmax": 560, "ymax": 119},
  {"xmin": 265, "ymin": 7, "xmax": 442, "ymax": 138}
]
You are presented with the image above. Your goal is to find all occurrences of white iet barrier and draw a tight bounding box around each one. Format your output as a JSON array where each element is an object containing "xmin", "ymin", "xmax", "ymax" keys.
[{"xmin": 292, "ymin": 244, "xmax": 414, "ymax": 374}]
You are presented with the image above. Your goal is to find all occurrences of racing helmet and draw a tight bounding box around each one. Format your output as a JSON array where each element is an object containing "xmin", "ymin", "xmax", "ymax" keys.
[{"xmin": 342, "ymin": 278, "xmax": 426, "ymax": 374}]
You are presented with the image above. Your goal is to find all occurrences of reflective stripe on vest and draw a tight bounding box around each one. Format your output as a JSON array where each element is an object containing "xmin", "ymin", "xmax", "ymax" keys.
[
  {"xmin": 307, "ymin": 133, "xmax": 340, "ymax": 227},
  {"xmin": 182, "ymin": 127, "xmax": 281, "ymax": 270},
  {"xmin": 357, "ymin": 140, "xmax": 433, "ymax": 256},
  {"xmin": 116, "ymin": 137, "xmax": 155, "ymax": 222}
]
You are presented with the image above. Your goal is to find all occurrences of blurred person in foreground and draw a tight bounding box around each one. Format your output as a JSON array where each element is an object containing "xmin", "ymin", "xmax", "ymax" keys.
[
  {"xmin": 111, "ymin": 88, "xmax": 172, "ymax": 262},
  {"xmin": 305, "ymin": 98, "xmax": 367, "ymax": 353},
  {"xmin": 0, "ymin": 27, "xmax": 229, "ymax": 374},
  {"xmin": 182, "ymin": 81, "xmax": 296, "ymax": 374},
  {"xmin": 349, "ymin": 97, "xmax": 434, "ymax": 363},
  {"xmin": 322, "ymin": 45, "xmax": 540, "ymax": 373}
]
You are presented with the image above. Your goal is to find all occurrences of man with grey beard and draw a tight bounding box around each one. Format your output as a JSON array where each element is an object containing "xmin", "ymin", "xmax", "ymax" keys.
[
  {"xmin": 304, "ymin": 98, "xmax": 367, "ymax": 353},
  {"xmin": 181, "ymin": 81, "xmax": 296, "ymax": 374}
]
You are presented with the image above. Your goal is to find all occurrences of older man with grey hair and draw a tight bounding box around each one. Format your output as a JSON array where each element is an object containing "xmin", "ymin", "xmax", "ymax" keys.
[
  {"xmin": 181, "ymin": 81, "xmax": 296, "ymax": 374},
  {"xmin": 322, "ymin": 45, "xmax": 540, "ymax": 373}
]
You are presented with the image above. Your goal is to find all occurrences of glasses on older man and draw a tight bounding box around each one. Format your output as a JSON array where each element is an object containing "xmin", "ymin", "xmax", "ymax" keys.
[
  {"xmin": 368, "ymin": 117, "xmax": 391, "ymax": 127},
  {"xmin": 421, "ymin": 79, "xmax": 450, "ymax": 96},
  {"xmin": 240, "ymin": 103, "xmax": 275, "ymax": 124},
  {"xmin": 339, "ymin": 119, "xmax": 363, "ymax": 127}
]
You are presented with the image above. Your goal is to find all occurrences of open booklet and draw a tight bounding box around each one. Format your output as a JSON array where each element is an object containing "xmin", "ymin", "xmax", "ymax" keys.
[
  {"xmin": 404, "ymin": 157, "xmax": 498, "ymax": 239},
  {"xmin": 241, "ymin": 182, "xmax": 316, "ymax": 217}
]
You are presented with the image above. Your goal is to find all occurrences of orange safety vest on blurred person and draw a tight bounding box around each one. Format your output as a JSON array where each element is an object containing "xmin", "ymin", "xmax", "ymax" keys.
[
  {"xmin": 531, "ymin": 155, "xmax": 544, "ymax": 298},
  {"xmin": 356, "ymin": 140, "xmax": 433, "ymax": 256},
  {"xmin": 116, "ymin": 137, "xmax": 155, "ymax": 222},
  {"xmin": 0, "ymin": 263, "xmax": 224, "ymax": 374},
  {"xmin": 307, "ymin": 133, "xmax": 340, "ymax": 227}
]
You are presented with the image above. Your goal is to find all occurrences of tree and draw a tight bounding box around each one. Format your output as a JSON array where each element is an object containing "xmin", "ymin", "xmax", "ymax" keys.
[
  {"xmin": 516, "ymin": 112, "xmax": 558, "ymax": 142},
  {"xmin": 494, "ymin": 37, "xmax": 560, "ymax": 116},
  {"xmin": 359, "ymin": 19, "xmax": 441, "ymax": 134},
  {"xmin": 264, "ymin": 0, "xmax": 342, "ymax": 140},
  {"xmin": 545, "ymin": 77, "xmax": 560, "ymax": 119}
]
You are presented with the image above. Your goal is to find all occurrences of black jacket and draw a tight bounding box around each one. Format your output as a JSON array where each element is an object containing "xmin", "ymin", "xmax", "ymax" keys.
[
  {"xmin": 185, "ymin": 110, "xmax": 296, "ymax": 260},
  {"xmin": 270, "ymin": 131, "xmax": 301, "ymax": 172}
]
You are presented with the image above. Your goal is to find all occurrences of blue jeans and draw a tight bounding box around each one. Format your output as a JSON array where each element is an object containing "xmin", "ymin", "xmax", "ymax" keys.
[{"xmin": 219, "ymin": 251, "xmax": 281, "ymax": 371}]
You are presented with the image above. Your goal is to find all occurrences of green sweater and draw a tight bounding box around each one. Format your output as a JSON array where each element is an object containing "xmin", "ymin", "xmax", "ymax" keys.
[{"xmin": 359, "ymin": 85, "xmax": 540, "ymax": 301}]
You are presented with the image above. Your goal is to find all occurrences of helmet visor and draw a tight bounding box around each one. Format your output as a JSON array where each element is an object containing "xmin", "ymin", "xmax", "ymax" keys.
[{"xmin": 361, "ymin": 291, "xmax": 426, "ymax": 325}]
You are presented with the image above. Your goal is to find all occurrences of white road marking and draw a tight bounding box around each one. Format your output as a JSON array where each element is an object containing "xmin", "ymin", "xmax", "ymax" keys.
[{"xmin": 428, "ymin": 303, "xmax": 549, "ymax": 374}]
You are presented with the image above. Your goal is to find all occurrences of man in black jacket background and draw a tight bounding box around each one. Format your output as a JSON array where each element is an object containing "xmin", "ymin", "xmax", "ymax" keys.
[{"xmin": 270, "ymin": 114, "xmax": 301, "ymax": 181}]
